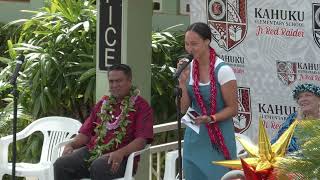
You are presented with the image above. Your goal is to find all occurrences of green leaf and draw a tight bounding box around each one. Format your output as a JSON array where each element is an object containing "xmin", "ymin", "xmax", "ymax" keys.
[
  {"xmin": 1, "ymin": 19, "xmax": 28, "ymax": 30},
  {"xmin": 7, "ymin": 40, "xmax": 16, "ymax": 59},
  {"xmin": 0, "ymin": 56, "xmax": 11, "ymax": 64},
  {"xmin": 84, "ymin": 78, "xmax": 94, "ymax": 103},
  {"xmin": 69, "ymin": 22, "xmax": 84, "ymax": 34},
  {"xmin": 33, "ymin": 97, "xmax": 41, "ymax": 117},
  {"xmin": 40, "ymin": 92, "xmax": 47, "ymax": 113},
  {"xmin": 79, "ymin": 68, "xmax": 95, "ymax": 82}
]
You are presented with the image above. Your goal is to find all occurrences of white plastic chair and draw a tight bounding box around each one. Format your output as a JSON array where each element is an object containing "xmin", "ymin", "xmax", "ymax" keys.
[
  {"xmin": 221, "ymin": 170, "xmax": 245, "ymax": 180},
  {"xmin": 0, "ymin": 116, "xmax": 81, "ymax": 180},
  {"xmin": 163, "ymin": 133, "xmax": 252, "ymax": 180},
  {"xmin": 163, "ymin": 150, "xmax": 184, "ymax": 180},
  {"xmin": 57, "ymin": 144, "xmax": 150, "ymax": 180}
]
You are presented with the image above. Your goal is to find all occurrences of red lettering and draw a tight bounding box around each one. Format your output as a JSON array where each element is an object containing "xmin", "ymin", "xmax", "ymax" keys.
[
  {"xmin": 265, "ymin": 27, "xmax": 279, "ymax": 35},
  {"xmin": 271, "ymin": 122, "xmax": 281, "ymax": 129},
  {"xmin": 306, "ymin": 75, "xmax": 314, "ymax": 80}
]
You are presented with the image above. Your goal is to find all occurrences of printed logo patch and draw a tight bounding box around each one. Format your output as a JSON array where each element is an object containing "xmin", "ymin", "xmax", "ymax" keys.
[
  {"xmin": 207, "ymin": 0, "xmax": 247, "ymax": 51},
  {"xmin": 276, "ymin": 61, "xmax": 297, "ymax": 86},
  {"xmin": 233, "ymin": 87, "xmax": 251, "ymax": 133},
  {"xmin": 313, "ymin": 3, "xmax": 320, "ymax": 49}
]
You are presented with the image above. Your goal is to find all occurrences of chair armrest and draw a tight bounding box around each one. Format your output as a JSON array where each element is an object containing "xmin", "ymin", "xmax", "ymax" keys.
[
  {"xmin": 237, "ymin": 150, "xmax": 248, "ymax": 159},
  {"xmin": 221, "ymin": 170, "xmax": 245, "ymax": 180},
  {"xmin": 123, "ymin": 144, "xmax": 151, "ymax": 179},
  {"xmin": 0, "ymin": 129, "xmax": 34, "ymax": 165},
  {"xmin": 0, "ymin": 136, "xmax": 11, "ymax": 165},
  {"xmin": 51, "ymin": 139, "xmax": 74, "ymax": 163}
]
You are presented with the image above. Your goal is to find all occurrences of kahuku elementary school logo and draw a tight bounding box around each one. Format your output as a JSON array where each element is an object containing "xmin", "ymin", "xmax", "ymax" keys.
[
  {"xmin": 313, "ymin": 3, "xmax": 320, "ymax": 49},
  {"xmin": 207, "ymin": 0, "xmax": 247, "ymax": 51},
  {"xmin": 276, "ymin": 61, "xmax": 297, "ymax": 86},
  {"xmin": 233, "ymin": 87, "xmax": 251, "ymax": 133}
]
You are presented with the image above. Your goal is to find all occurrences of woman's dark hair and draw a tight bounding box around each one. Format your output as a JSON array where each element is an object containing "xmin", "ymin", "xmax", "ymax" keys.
[
  {"xmin": 108, "ymin": 64, "xmax": 132, "ymax": 80},
  {"xmin": 186, "ymin": 22, "xmax": 212, "ymax": 42}
]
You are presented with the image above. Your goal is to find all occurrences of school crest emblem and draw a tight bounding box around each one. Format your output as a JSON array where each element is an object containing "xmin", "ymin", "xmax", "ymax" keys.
[
  {"xmin": 207, "ymin": 0, "xmax": 247, "ymax": 51},
  {"xmin": 313, "ymin": 3, "xmax": 320, "ymax": 49},
  {"xmin": 233, "ymin": 87, "xmax": 251, "ymax": 133},
  {"xmin": 276, "ymin": 61, "xmax": 297, "ymax": 86}
]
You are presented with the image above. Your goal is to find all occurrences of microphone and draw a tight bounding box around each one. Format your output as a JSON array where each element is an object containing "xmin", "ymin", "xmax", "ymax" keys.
[
  {"xmin": 173, "ymin": 54, "xmax": 193, "ymax": 79},
  {"xmin": 10, "ymin": 54, "xmax": 25, "ymax": 85}
]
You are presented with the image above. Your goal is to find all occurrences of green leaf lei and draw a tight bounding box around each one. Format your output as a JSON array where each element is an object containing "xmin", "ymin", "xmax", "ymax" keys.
[
  {"xmin": 87, "ymin": 87, "xmax": 139, "ymax": 163},
  {"xmin": 292, "ymin": 83, "xmax": 320, "ymax": 99}
]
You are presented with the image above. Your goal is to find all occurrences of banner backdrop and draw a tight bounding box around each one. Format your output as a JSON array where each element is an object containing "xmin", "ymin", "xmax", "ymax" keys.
[{"xmin": 191, "ymin": 0, "xmax": 320, "ymax": 142}]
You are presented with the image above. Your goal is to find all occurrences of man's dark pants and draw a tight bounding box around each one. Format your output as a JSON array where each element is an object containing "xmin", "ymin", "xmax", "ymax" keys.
[{"xmin": 54, "ymin": 147, "xmax": 127, "ymax": 180}]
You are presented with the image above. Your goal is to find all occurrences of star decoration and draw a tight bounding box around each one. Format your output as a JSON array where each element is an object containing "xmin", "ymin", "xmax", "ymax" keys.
[
  {"xmin": 241, "ymin": 158, "xmax": 266, "ymax": 180},
  {"xmin": 213, "ymin": 118, "xmax": 298, "ymax": 172},
  {"xmin": 241, "ymin": 158, "xmax": 259, "ymax": 179},
  {"xmin": 241, "ymin": 158, "xmax": 278, "ymax": 179}
]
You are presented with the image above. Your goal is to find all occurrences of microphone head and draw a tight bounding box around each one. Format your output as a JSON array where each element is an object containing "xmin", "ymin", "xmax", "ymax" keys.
[
  {"xmin": 186, "ymin": 54, "xmax": 193, "ymax": 60},
  {"xmin": 178, "ymin": 53, "xmax": 193, "ymax": 60},
  {"xmin": 16, "ymin": 54, "xmax": 25, "ymax": 64}
]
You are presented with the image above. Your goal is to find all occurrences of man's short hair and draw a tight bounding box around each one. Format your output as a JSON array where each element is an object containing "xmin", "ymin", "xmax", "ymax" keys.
[{"xmin": 108, "ymin": 64, "xmax": 132, "ymax": 80}]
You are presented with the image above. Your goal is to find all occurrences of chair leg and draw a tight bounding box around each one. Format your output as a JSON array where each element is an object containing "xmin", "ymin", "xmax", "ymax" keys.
[
  {"xmin": 0, "ymin": 173, "xmax": 3, "ymax": 180},
  {"xmin": 24, "ymin": 174, "xmax": 47, "ymax": 180},
  {"xmin": 39, "ymin": 172, "xmax": 49, "ymax": 180},
  {"xmin": 25, "ymin": 177, "xmax": 39, "ymax": 180}
]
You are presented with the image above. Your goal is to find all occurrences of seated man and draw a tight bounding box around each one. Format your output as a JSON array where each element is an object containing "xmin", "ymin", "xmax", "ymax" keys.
[
  {"xmin": 271, "ymin": 83, "xmax": 320, "ymax": 152},
  {"xmin": 54, "ymin": 64, "xmax": 153, "ymax": 180}
]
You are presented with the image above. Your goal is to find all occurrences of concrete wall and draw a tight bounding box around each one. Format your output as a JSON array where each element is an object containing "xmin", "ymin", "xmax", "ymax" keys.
[
  {"xmin": 152, "ymin": 0, "xmax": 190, "ymax": 31},
  {"xmin": 95, "ymin": 0, "xmax": 152, "ymax": 103},
  {"xmin": 0, "ymin": 0, "xmax": 44, "ymax": 23}
]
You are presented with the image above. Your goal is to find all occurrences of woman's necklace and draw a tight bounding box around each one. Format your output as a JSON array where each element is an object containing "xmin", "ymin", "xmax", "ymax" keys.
[{"xmin": 192, "ymin": 47, "xmax": 231, "ymax": 160}]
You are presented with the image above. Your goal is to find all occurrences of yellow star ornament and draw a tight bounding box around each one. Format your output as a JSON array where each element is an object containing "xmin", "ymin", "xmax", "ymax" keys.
[{"xmin": 213, "ymin": 118, "xmax": 298, "ymax": 172}]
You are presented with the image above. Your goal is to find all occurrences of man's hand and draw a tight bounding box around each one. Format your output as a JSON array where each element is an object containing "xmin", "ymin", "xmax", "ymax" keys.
[
  {"xmin": 103, "ymin": 138, "xmax": 146, "ymax": 173},
  {"xmin": 104, "ymin": 149, "xmax": 125, "ymax": 173},
  {"xmin": 61, "ymin": 133, "xmax": 90, "ymax": 156},
  {"xmin": 62, "ymin": 143, "xmax": 74, "ymax": 156}
]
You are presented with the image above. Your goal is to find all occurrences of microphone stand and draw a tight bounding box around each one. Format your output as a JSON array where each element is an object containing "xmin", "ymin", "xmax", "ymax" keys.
[
  {"xmin": 11, "ymin": 76, "xmax": 18, "ymax": 180},
  {"xmin": 173, "ymin": 55, "xmax": 192, "ymax": 180},
  {"xmin": 173, "ymin": 78, "xmax": 183, "ymax": 180},
  {"xmin": 10, "ymin": 54, "xmax": 24, "ymax": 180}
]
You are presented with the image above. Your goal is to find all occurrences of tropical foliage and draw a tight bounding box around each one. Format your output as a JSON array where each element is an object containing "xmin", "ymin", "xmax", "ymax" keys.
[
  {"xmin": 0, "ymin": 2, "xmax": 97, "ymax": 178},
  {"xmin": 0, "ymin": 1, "xmax": 186, "ymax": 132},
  {"xmin": 276, "ymin": 120, "xmax": 320, "ymax": 179},
  {"xmin": 1, "ymin": 0, "xmax": 96, "ymax": 120},
  {"xmin": 151, "ymin": 25, "xmax": 185, "ymax": 124},
  {"xmin": 0, "ymin": 1, "xmax": 186, "ymax": 179}
]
